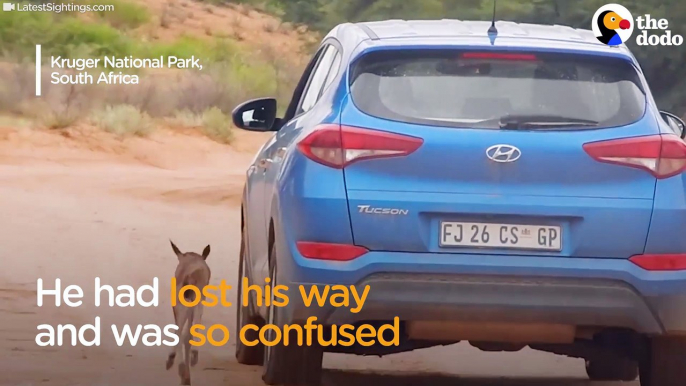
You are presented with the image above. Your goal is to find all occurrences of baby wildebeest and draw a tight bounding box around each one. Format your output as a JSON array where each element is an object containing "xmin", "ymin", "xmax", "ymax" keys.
[{"xmin": 166, "ymin": 240, "xmax": 211, "ymax": 385}]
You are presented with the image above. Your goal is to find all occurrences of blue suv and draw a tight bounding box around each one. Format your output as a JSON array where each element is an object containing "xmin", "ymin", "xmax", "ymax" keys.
[{"xmin": 231, "ymin": 20, "xmax": 686, "ymax": 386}]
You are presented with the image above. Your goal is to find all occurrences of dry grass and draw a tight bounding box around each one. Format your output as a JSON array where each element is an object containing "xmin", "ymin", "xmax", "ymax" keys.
[
  {"xmin": 92, "ymin": 105, "xmax": 154, "ymax": 136},
  {"xmin": 167, "ymin": 107, "xmax": 233, "ymax": 144},
  {"xmin": 0, "ymin": 38, "xmax": 303, "ymax": 135},
  {"xmin": 160, "ymin": 6, "xmax": 172, "ymax": 28},
  {"xmin": 132, "ymin": 0, "xmax": 313, "ymax": 66},
  {"xmin": 0, "ymin": 0, "xmax": 311, "ymax": 143},
  {"xmin": 168, "ymin": 109, "xmax": 202, "ymax": 128},
  {"xmin": 200, "ymin": 107, "xmax": 233, "ymax": 144},
  {"xmin": 279, "ymin": 22, "xmax": 293, "ymax": 34},
  {"xmin": 229, "ymin": 15, "xmax": 242, "ymax": 30},
  {"xmin": 236, "ymin": 4, "xmax": 251, "ymax": 16},
  {"xmin": 0, "ymin": 115, "xmax": 32, "ymax": 129},
  {"xmin": 2, "ymin": 75, "xmax": 93, "ymax": 130},
  {"xmin": 40, "ymin": 110, "xmax": 82, "ymax": 130},
  {"xmin": 264, "ymin": 21, "xmax": 279, "ymax": 33}
]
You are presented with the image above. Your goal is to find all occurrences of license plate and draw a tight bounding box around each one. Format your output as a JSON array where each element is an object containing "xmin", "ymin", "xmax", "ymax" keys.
[{"xmin": 440, "ymin": 221, "xmax": 562, "ymax": 251}]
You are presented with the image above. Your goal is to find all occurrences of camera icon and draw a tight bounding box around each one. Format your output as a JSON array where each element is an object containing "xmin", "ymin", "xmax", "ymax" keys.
[{"xmin": 3, "ymin": 2, "xmax": 16, "ymax": 11}]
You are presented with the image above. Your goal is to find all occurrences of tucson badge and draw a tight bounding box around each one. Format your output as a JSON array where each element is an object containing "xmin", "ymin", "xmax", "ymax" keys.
[{"xmin": 358, "ymin": 205, "xmax": 409, "ymax": 215}]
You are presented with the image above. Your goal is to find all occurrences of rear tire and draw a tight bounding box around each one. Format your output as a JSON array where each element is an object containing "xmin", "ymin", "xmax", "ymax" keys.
[
  {"xmin": 585, "ymin": 356, "xmax": 638, "ymax": 381},
  {"xmin": 262, "ymin": 244, "xmax": 324, "ymax": 386},
  {"xmin": 639, "ymin": 337, "xmax": 686, "ymax": 386},
  {"xmin": 235, "ymin": 222, "xmax": 265, "ymax": 366}
]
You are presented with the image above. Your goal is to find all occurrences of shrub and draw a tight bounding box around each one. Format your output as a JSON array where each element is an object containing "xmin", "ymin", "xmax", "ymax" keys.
[
  {"xmin": 0, "ymin": 3, "xmax": 306, "ymax": 128},
  {"xmin": 90, "ymin": 0, "xmax": 152, "ymax": 30},
  {"xmin": 93, "ymin": 105, "xmax": 154, "ymax": 136},
  {"xmin": 264, "ymin": 21, "xmax": 279, "ymax": 33},
  {"xmin": 40, "ymin": 110, "xmax": 81, "ymax": 130},
  {"xmin": 0, "ymin": 8, "xmax": 55, "ymax": 59},
  {"xmin": 0, "ymin": 5, "xmax": 136, "ymax": 60},
  {"xmin": 49, "ymin": 18, "xmax": 134, "ymax": 58},
  {"xmin": 27, "ymin": 84, "xmax": 87, "ymax": 130},
  {"xmin": 201, "ymin": 107, "xmax": 233, "ymax": 144},
  {"xmin": 0, "ymin": 115, "xmax": 32, "ymax": 128},
  {"xmin": 141, "ymin": 35, "xmax": 213, "ymax": 61},
  {"xmin": 170, "ymin": 109, "xmax": 202, "ymax": 127}
]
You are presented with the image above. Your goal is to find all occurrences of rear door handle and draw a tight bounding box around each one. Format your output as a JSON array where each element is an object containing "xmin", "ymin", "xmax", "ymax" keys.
[
  {"xmin": 257, "ymin": 158, "xmax": 272, "ymax": 169},
  {"xmin": 275, "ymin": 147, "xmax": 287, "ymax": 159}
]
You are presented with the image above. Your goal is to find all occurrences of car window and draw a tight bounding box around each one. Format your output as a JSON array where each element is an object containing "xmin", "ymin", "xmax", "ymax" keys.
[
  {"xmin": 322, "ymin": 51, "xmax": 342, "ymax": 95},
  {"xmin": 351, "ymin": 50, "xmax": 647, "ymax": 130},
  {"xmin": 279, "ymin": 46, "xmax": 326, "ymax": 127},
  {"xmin": 663, "ymin": 114, "xmax": 685, "ymax": 137},
  {"xmin": 298, "ymin": 45, "xmax": 338, "ymax": 115}
]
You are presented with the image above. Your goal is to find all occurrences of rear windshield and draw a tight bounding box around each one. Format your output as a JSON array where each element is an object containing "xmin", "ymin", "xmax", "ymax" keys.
[{"xmin": 350, "ymin": 50, "xmax": 647, "ymax": 130}]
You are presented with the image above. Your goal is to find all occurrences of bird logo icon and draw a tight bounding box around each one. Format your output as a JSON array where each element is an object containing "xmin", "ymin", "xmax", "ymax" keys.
[{"xmin": 592, "ymin": 4, "xmax": 634, "ymax": 46}]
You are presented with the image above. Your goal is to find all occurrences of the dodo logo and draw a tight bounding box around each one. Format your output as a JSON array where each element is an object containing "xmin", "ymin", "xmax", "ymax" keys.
[{"xmin": 592, "ymin": 4, "xmax": 634, "ymax": 46}]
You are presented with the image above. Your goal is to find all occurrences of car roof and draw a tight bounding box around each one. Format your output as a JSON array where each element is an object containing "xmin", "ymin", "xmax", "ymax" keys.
[{"xmin": 329, "ymin": 20, "xmax": 635, "ymax": 59}]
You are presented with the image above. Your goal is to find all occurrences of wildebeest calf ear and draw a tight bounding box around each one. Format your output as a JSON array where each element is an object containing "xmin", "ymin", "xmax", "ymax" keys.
[
  {"xmin": 202, "ymin": 245, "xmax": 211, "ymax": 260},
  {"xmin": 170, "ymin": 240, "xmax": 182, "ymax": 258}
]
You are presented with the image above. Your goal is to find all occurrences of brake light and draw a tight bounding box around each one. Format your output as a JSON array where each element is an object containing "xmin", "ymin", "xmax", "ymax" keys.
[
  {"xmin": 297, "ymin": 242, "xmax": 369, "ymax": 261},
  {"xmin": 297, "ymin": 124, "xmax": 423, "ymax": 168},
  {"xmin": 460, "ymin": 52, "xmax": 538, "ymax": 61},
  {"xmin": 630, "ymin": 254, "xmax": 686, "ymax": 271},
  {"xmin": 583, "ymin": 135, "xmax": 686, "ymax": 179}
]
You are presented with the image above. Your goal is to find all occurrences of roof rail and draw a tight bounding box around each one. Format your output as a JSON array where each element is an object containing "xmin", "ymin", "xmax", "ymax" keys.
[{"xmin": 356, "ymin": 23, "xmax": 380, "ymax": 40}]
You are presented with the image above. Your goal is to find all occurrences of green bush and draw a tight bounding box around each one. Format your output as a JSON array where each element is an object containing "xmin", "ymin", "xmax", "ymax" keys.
[
  {"xmin": 93, "ymin": 105, "xmax": 154, "ymax": 136},
  {"xmin": 170, "ymin": 109, "xmax": 202, "ymax": 127},
  {"xmin": 40, "ymin": 110, "xmax": 81, "ymax": 130},
  {"xmin": 0, "ymin": 9, "xmax": 134, "ymax": 59},
  {"xmin": 49, "ymin": 18, "xmax": 134, "ymax": 58},
  {"xmin": 201, "ymin": 107, "xmax": 233, "ymax": 144},
  {"xmin": 0, "ymin": 1, "xmax": 304, "ymax": 131},
  {"xmin": 0, "ymin": 8, "xmax": 55, "ymax": 59}
]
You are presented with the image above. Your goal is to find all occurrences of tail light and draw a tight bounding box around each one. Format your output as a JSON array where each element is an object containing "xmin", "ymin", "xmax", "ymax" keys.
[
  {"xmin": 297, "ymin": 241, "xmax": 369, "ymax": 261},
  {"xmin": 630, "ymin": 254, "xmax": 686, "ymax": 271},
  {"xmin": 583, "ymin": 134, "xmax": 686, "ymax": 179},
  {"xmin": 297, "ymin": 124, "xmax": 423, "ymax": 168}
]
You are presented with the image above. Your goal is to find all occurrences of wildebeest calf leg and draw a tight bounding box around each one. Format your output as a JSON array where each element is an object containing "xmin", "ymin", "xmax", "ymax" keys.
[
  {"xmin": 190, "ymin": 304, "xmax": 204, "ymax": 366},
  {"xmin": 178, "ymin": 314, "xmax": 192, "ymax": 385},
  {"xmin": 167, "ymin": 306, "xmax": 187, "ymax": 371}
]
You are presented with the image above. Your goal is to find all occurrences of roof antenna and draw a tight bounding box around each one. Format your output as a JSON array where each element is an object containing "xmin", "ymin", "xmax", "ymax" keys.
[{"xmin": 488, "ymin": 0, "xmax": 498, "ymax": 35}]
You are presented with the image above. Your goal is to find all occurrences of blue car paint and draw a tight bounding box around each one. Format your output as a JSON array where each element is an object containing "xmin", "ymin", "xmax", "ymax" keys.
[{"xmin": 242, "ymin": 21, "xmax": 686, "ymax": 335}]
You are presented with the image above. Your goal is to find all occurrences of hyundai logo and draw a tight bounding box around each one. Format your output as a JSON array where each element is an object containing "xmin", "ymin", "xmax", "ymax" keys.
[{"xmin": 486, "ymin": 145, "xmax": 522, "ymax": 163}]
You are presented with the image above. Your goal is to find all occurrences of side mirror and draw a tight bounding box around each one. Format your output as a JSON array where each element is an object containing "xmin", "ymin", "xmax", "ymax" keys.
[
  {"xmin": 232, "ymin": 98, "xmax": 277, "ymax": 132},
  {"xmin": 660, "ymin": 111, "xmax": 686, "ymax": 139}
]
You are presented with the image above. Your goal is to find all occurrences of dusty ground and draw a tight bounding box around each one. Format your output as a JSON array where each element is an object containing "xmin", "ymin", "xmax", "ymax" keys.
[{"xmin": 0, "ymin": 127, "xmax": 635, "ymax": 386}]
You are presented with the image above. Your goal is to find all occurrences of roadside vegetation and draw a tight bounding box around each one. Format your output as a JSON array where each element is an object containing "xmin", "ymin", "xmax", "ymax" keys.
[
  {"xmin": 217, "ymin": 0, "xmax": 686, "ymax": 116},
  {"xmin": 0, "ymin": 0, "xmax": 308, "ymax": 143},
  {"xmin": 166, "ymin": 107, "xmax": 234, "ymax": 143},
  {"xmin": 6, "ymin": 0, "xmax": 680, "ymax": 142},
  {"xmin": 92, "ymin": 104, "xmax": 154, "ymax": 136}
]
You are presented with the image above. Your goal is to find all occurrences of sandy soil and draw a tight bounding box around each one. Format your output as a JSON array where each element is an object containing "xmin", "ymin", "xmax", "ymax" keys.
[{"xmin": 0, "ymin": 127, "xmax": 634, "ymax": 386}]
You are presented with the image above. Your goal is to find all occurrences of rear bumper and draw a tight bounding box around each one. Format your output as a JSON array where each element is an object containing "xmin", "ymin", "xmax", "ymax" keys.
[
  {"xmin": 276, "ymin": 242, "xmax": 686, "ymax": 334},
  {"xmin": 288, "ymin": 274, "xmax": 668, "ymax": 335}
]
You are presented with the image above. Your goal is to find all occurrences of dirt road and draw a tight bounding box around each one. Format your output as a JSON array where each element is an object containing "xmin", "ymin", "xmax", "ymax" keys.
[{"xmin": 0, "ymin": 126, "xmax": 634, "ymax": 385}]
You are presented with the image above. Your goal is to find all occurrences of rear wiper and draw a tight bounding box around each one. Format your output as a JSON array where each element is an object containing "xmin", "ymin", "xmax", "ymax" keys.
[{"xmin": 498, "ymin": 115, "xmax": 599, "ymax": 130}]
